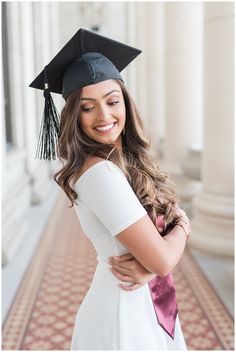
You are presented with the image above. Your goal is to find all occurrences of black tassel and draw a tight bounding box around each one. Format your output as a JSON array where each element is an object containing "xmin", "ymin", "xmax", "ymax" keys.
[{"xmin": 35, "ymin": 66, "xmax": 60, "ymax": 161}]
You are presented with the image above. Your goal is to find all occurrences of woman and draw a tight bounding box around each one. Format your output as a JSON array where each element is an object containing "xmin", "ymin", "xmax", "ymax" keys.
[{"xmin": 30, "ymin": 28, "xmax": 190, "ymax": 350}]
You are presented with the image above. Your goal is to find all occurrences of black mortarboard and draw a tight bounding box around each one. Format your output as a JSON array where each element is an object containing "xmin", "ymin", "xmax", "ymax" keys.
[{"xmin": 29, "ymin": 28, "xmax": 142, "ymax": 160}]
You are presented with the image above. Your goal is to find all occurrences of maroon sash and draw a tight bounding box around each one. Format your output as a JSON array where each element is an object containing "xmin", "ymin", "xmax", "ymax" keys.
[{"xmin": 147, "ymin": 213, "xmax": 178, "ymax": 340}]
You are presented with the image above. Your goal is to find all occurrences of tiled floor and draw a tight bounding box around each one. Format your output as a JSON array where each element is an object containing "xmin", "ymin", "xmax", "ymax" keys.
[
  {"xmin": 2, "ymin": 180, "xmax": 59, "ymax": 323},
  {"xmin": 190, "ymin": 248, "xmax": 234, "ymax": 317},
  {"xmin": 2, "ymin": 185, "xmax": 234, "ymax": 324},
  {"xmin": 3, "ymin": 195, "xmax": 234, "ymax": 350}
]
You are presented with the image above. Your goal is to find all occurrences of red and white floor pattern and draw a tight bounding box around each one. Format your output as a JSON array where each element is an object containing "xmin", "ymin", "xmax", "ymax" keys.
[{"xmin": 2, "ymin": 193, "xmax": 234, "ymax": 350}]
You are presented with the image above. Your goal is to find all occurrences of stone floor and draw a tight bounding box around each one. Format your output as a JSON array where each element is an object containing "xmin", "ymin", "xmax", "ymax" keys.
[
  {"xmin": 2, "ymin": 180, "xmax": 59, "ymax": 323},
  {"xmin": 190, "ymin": 248, "xmax": 234, "ymax": 317},
  {"xmin": 2, "ymin": 184, "xmax": 234, "ymax": 323}
]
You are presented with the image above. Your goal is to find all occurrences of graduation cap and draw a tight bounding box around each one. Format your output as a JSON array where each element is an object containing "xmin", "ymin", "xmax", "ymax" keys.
[{"xmin": 29, "ymin": 28, "xmax": 142, "ymax": 161}]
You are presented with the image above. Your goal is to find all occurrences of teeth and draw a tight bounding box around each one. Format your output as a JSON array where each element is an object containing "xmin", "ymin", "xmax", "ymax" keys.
[{"xmin": 95, "ymin": 123, "xmax": 115, "ymax": 131}]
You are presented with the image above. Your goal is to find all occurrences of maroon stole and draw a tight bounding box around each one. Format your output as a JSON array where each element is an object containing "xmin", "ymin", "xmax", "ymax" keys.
[{"xmin": 147, "ymin": 213, "xmax": 178, "ymax": 340}]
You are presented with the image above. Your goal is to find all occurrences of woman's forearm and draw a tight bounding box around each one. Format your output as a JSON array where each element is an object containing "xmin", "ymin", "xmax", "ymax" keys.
[{"xmin": 162, "ymin": 225, "xmax": 187, "ymax": 274}]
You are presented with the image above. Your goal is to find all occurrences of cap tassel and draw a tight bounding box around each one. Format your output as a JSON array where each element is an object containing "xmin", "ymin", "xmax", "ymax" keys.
[{"xmin": 35, "ymin": 67, "xmax": 60, "ymax": 161}]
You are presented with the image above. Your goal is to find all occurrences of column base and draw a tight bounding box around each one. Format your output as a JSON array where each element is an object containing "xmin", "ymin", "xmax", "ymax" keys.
[
  {"xmin": 171, "ymin": 173, "xmax": 202, "ymax": 218},
  {"xmin": 159, "ymin": 158, "xmax": 202, "ymax": 217},
  {"xmin": 2, "ymin": 176, "xmax": 31, "ymax": 266},
  {"xmin": 190, "ymin": 191, "xmax": 234, "ymax": 258}
]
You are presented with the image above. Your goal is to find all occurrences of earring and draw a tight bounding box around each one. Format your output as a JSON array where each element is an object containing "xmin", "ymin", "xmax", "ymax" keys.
[{"xmin": 122, "ymin": 126, "xmax": 126, "ymax": 136}]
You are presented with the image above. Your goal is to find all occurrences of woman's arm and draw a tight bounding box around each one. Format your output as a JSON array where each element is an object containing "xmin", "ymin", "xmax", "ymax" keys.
[
  {"xmin": 109, "ymin": 223, "xmax": 187, "ymax": 289},
  {"xmin": 162, "ymin": 205, "xmax": 190, "ymax": 270},
  {"xmin": 109, "ymin": 207, "xmax": 190, "ymax": 290},
  {"xmin": 161, "ymin": 225, "xmax": 187, "ymax": 270},
  {"xmin": 115, "ymin": 212, "xmax": 189, "ymax": 277}
]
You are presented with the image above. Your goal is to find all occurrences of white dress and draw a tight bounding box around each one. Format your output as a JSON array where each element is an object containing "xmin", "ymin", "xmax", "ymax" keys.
[{"xmin": 70, "ymin": 160, "xmax": 187, "ymax": 350}]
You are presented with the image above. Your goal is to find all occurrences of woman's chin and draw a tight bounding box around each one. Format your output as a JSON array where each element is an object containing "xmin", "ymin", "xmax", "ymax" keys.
[{"xmin": 93, "ymin": 134, "xmax": 121, "ymax": 146}]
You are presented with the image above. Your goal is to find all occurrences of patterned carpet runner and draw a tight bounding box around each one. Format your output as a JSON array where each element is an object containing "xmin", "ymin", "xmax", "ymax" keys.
[{"xmin": 2, "ymin": 192, "xmax": 234, "ymax": 350}]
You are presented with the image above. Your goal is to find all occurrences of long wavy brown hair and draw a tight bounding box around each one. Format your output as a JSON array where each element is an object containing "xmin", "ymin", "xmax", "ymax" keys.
[{"xmin": 54, "ymin": 79, "xmax": 180, "ymax": 226}]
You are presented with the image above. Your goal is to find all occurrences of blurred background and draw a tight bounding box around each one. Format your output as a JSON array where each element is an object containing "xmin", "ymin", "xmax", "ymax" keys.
[{"xmin": 2, "ymin": 1, "xmax": 234, "ymax": 350}]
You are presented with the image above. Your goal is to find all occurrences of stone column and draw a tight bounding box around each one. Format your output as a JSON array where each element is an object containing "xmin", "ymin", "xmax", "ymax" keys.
[
  {"xmin": 2, "ymin": 30, "xmax": 7, "ymax": 266},
  {"xmin": 145, "ymin": 2, "xmax": 165, "ymax": 153},
  {"xmin": 2, "ymin": 2, "xmax": 31, "ymax": 264},
  {"xmin": 134, "ymin": 2, "xmax": 148, "ymax": 123},
  {"xmin": 57, "ymin": 2, "xmax": 81, "ymax": 44},
  {"xmin": 103, "ymin": 2, "xmax": 127, "ymax": 82},
  {"xmin": 163, "ymin": 2, "xmax": 203, "ymax": 174},
  {"xmin": 125, "ymin": 2, "xmax": 138, "ymax": 100},
  {"xmin": 190, "ymin": 3, "xmax": 234, "ymax": 258},
  {"xmin": 21, "ymin": 2, "xmax": 50, "ymax": 203},
  {"xmin": 159, "ymin": 3, "xmax": 203, "ymax": 215}
]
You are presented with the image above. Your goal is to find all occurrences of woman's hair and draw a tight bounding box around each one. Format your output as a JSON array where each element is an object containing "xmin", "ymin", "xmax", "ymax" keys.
[{"xmin": 54, "ymin": 79, "xmax": 180, "ymax": 225}]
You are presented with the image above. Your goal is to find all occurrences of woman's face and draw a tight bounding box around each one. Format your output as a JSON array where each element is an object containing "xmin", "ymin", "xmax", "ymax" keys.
[{"xmin": 79, "ymin": 79, "xmax": 126, "ymax": 149}]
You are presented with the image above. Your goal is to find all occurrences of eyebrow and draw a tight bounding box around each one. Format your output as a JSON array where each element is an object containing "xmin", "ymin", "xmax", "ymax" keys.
[{"xmin": 80, "ymin": 89, "xmax": 120, "ymax": 101}]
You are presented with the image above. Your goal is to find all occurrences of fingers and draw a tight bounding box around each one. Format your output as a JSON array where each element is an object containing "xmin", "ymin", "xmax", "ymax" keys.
[
  {"xmin": 110, "ymin": 267, "xmax": 134, "ymax": 282},
  {"xmin": 110, "ymin": 262, "xmax": 131, "ymax": 276},
  {"xmin": 112, "ymin": 263, "xmax": 138, "ymax": 279},
  {"xmin": 174, "ymin": 206, "xmax": 189, "ymax": 222},
  {"xmin": 110, "ymin": 253, "xmax": 134, "ymax": 262},
  {"xmin": 108, "ymin": 257, "xmax": 135, "ymax": 273},
  {"xmin": 110, "ymin": 268, "xmax": 143, "ymax": 290}
]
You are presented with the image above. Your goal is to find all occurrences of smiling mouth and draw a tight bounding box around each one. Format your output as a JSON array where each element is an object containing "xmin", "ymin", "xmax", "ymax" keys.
[{"xmin": 94, "ymin": 122, "xmax": 117, "ymax": 131}]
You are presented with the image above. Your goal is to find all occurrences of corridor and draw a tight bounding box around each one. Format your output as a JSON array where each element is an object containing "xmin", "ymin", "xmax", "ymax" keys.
[{"xmin": 2, "ymin": 191, "xmax": 234, "ymax": 350}]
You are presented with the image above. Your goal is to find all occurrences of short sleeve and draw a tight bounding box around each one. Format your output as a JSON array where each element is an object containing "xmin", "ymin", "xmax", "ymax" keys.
[{"xmin": 74, "ymin": 160, "xmax": 147, "ymax": 236}]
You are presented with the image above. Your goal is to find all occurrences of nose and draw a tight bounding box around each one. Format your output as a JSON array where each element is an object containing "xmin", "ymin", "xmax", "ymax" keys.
[{"xmin": 95, "ymin": 104, "xmax": 111, "ymax": 123}]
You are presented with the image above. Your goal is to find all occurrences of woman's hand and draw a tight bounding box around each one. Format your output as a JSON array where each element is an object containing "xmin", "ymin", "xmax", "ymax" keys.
[
  {"xmin": 174, "ymin": 203, "xmax": 190, "ymax": 224},
  {"xmin": 108, "ymin": 253, "xmax": 156, "ymax": 291}
]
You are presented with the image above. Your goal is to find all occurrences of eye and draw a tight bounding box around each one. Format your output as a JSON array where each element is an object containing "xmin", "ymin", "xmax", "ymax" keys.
[
  {"xmin": 81, "ymin": 107, "xmax": 95, "ymax": 112},
  {"xmin": 108, "ymin": 101, "xmax": 119, "ymax": 106}
]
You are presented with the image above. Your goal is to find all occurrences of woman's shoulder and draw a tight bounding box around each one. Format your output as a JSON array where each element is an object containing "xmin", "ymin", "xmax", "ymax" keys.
[
  {"xmin": 73, "ymin": 156, "xmax": 120, "ymax": 186},
  {"xmin": 73, "ymin": 156, "xmax": 105, "ymax": 183},
  {"xmin": 80, "ymin": 156, "xmax": 106, "ymax": 174}
]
